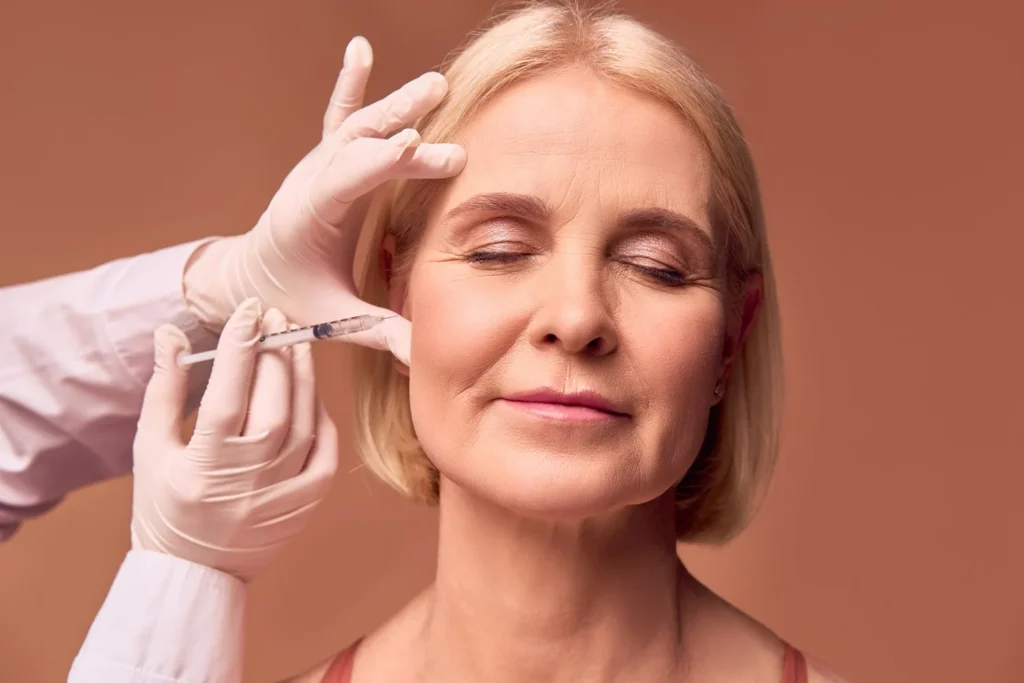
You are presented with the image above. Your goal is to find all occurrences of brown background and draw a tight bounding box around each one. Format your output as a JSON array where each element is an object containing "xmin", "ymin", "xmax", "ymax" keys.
[{"xmin": 1, "ymin": 1, "xmax": 1021, "ymax": 681}]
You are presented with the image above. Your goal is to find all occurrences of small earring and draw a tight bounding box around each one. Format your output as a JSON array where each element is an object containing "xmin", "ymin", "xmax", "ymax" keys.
[{"xmin": 713, "ymin": 382, "xmax": 724, "ymax": 399}]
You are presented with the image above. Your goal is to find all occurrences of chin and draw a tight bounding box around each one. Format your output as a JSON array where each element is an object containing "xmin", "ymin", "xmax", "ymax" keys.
[{"xmin": 438, "ymin": 446, "xmax": 669, "ymax": 522}]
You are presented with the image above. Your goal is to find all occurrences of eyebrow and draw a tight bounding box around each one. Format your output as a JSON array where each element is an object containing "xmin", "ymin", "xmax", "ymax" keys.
[
  {"xmin": 442, "ymin": 192, "xmax": 715, "ymax": 254},
  {"xmin": 442, "ymin": 192, "xmax": 551, "ymax": 224}
]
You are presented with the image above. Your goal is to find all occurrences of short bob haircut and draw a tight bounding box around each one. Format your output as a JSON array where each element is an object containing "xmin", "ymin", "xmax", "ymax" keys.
[{"xmin": 352, "ymin": 0, "xmax": 783, "ymax": 543}]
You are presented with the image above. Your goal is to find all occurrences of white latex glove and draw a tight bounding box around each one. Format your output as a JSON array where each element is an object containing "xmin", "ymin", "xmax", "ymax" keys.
[
  {"xmin": 183, "ymin": 37, "xmax": 467, "ymax": 366},
  {"xmin": 131, "ymin": 298, "xmax": 339, "ymax": 582}
]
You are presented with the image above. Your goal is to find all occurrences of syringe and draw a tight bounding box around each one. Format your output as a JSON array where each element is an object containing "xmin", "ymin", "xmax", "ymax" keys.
[{"xmin": 176, "ymin": 314, "xmax": 395, "ymax": 367}]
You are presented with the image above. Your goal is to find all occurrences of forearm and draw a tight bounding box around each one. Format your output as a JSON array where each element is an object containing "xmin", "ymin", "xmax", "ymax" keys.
[
  {"xmin": 0, "ymin": 241, "xmax": 219, "ymax": 538},
  {"xmin": 68, "ymin": 550, "xmax": 247, "ymax": 683}
]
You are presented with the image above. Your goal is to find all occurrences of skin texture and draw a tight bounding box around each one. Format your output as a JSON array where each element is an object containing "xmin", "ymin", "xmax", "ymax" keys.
[
  {"xmin": 403, "ymin": 68, "xmax": 727, "ymax": 523},
  {"xmin": 292, "ymin": 68, "xmax": 844, "ymax": 683}
]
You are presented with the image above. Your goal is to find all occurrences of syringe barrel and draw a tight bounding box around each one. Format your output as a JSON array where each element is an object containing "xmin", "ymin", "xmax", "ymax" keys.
[
  {"xmin": 259, "ymin": 326, "xmax": 316, "ymax": 350},
  {"xmin": 317, "ymin": 315, "xmax": 379, "ymax": 338}
]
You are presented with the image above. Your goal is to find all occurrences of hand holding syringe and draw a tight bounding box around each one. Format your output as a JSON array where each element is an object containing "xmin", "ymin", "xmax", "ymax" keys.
[{"xmin": 177, "ymin": 314, "xmax": 396, "ymax": 367}]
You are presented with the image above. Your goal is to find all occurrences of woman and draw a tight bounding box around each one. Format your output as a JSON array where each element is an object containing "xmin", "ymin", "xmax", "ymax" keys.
[
  {"xmin": 294, "ymin": 3, "xmax": 845, "ymax": 681},
  {"xmin": 152, "ymin": 2, "xmax": 848, "ymax": 681}
]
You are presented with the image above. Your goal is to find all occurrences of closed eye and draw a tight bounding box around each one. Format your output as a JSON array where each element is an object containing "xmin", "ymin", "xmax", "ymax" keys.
[
  {"xmin": 629, "ymin": 263, "xmax": 689, "ymax": 286},
  {"xmin": 465, "ymin": 250, "xmax": 530, "ymax": 264},
  {"xmin": 465, "ymin": 250, "xmax": 690, "ymax": 286}
]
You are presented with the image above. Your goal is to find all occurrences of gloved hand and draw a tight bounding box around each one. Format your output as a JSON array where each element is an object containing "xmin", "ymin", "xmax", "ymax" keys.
[
  {"xmin": 182, "ymin": 37, "xmax": 466, "ymax": 366},
  {"xmin": 131, "ymin": 298, "xmax": 339, "ymax": 582}
]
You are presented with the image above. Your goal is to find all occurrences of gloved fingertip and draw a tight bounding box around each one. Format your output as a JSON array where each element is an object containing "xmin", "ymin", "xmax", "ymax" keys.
[
  {"xmin": 345, "ymin": 36, "xmax": 372, "ymax": 68},
  {"xmin": 153, "ymin": 324, "xmax": 190, "ymax": 369},
  {"xmin": 262, "ymin": 307, "xmax": 289, "ymax": 333},
  {"xmin": 446, "ymin": 144, "xmax": 469, "ymax": 173},
  {"xmin": 392, "ymin": 128, "xmax": 421, "ymax": 151},
  {"xmin": 421, "ymin": 71, "xmax": 448, "ymax": 93},
  {"xmin": 287, "ymin": 322, "xmax": 313, "ymax": 358},
  {"xmin": 227, "ymin": 297, "xmax": 263, "ymax": 343},
  {"xmin": 384, "ymin": 323, "xmax": 412, "ymax": 368}
]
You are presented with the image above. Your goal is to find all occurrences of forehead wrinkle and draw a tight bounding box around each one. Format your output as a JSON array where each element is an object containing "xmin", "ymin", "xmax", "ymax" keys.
[
  {"xmin": 436, "ymin": 77, "xmax": 715, "ymax": 244},
  {"xmin": 485, "ymin": 124, "xmax": 692, "ymax": 170},
  {"xmin": 486, "ymin": 148, "xmax": 702, "ymax": 185},
  {"xmin": 462, "ymin": 150, "xmax": 705, "ymax": 212},
  {"xmin": 469, "ymin": 134, "xmax": 709, "ymax": 209}
]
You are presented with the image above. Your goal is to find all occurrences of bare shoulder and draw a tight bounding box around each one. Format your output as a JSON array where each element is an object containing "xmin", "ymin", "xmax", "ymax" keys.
[
  {"xmin": 276, "ymin": 654, "xmax": 336, "ymax": 683},
  {"xmin": 806, "ymin": 655, "xmax": 851, "ymax": 683},
  {"xmin": 280, "ymin": 590, "xmax": 432, "ymax": 683}
]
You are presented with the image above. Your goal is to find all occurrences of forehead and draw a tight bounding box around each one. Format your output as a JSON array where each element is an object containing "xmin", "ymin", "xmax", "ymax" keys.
[{"xmin": 436, "ymin": 68, "xmax": 712, "ymax": 227}]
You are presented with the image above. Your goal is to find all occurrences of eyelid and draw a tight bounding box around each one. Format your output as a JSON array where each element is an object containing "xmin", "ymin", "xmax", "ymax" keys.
[
  {"xmin": 617, "ymin": 245, "xmax": 684, "ymax": 270},
  {"xmin": 624, "ymin": 255, "xmax": 679, "ymax": 270},
  {"xmin": 615, "ymin": 233, "xmax": 699, "ymax": 271},
  {"xmin": 458, "ymin": 218, "xmax": 538, "ymax": 248},
  {"xmin": 465, "ymin": 241, "xmax": 533, "ymax": 257}
]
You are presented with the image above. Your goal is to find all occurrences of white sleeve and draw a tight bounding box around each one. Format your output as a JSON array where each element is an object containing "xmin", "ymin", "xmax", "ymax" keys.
[
  {"xmin": 68, "ymin": 550, "xmax": 247, "ymax": 683},
  {"xmin": 0, "ymin": 240, "xmax": 217, "ymax": 540}
]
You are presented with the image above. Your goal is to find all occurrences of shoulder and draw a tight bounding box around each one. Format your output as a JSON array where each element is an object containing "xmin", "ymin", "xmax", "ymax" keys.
[
  {"xmin": 280, "ymin": 655, "xmax": 337, "ymax": 683},
  {"xmin": 805, "ymin": 655, "xmax": 851, "ymax": 683},
  {"xmin": 280, "ymin": 659, "xmax": 332, "ymax": 683}
]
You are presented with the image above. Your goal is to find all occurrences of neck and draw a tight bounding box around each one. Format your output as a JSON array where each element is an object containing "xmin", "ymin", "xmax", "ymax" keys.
[{"xmin": 418, "ymin": 481, "xmax": 695, "ymax": 683}]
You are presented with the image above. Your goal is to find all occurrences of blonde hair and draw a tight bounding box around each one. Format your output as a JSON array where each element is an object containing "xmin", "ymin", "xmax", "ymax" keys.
[{"xmin": 352, "ymin": 0, "xmax": 783, "ymax": 543}]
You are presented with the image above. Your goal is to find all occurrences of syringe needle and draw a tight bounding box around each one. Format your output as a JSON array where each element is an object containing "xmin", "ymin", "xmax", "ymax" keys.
[{"xmin": 175, "ymin": 314, "xmax": 394, "ymax": 368}]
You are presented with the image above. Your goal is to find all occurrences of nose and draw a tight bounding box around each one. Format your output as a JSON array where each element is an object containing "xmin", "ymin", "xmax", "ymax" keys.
[{"xmin": 527, "ymin": 255, "xmax": 619, "ymax": 357}]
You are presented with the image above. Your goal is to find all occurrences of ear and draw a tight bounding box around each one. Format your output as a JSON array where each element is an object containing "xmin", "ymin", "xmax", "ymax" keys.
[
  {"xmin": 380, "ymin": 234, "xmax": 410, "ymax": 377},
  {"xmin": 716, "ymin": 272, "xmax": 763, "ymax": 399}
]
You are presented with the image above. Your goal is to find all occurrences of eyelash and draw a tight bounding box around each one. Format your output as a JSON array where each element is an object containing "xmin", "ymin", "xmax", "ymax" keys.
[
  {"xmin": 631, "ymin": 264, "xmax": 689, "ymax": 287},
  {"xmin": 464, "ymin": 250, "xmax": 689, "ymax": 287},
  {"xmin": 464, "ymin": 251, "xmax": 524, "ymax": 265}
]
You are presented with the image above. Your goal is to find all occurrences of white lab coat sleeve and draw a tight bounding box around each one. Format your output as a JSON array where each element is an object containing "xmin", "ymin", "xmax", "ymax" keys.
[
  {"xmin": 0, "ymin": 240, "xmax": 218, "ymax": 540},
  {"xmin": 68, "ymin": 550, "xmax": 247, "ymax": 683}
]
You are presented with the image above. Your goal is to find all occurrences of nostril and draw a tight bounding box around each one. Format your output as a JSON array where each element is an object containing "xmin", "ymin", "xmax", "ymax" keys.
[{"xmin": 538, "ymin": 333, "xmax": 607, "ymax": 354}]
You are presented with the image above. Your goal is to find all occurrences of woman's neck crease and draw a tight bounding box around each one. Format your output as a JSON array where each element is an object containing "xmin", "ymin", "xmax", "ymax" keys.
[{"xmin": 419, "ymin": 483, "xmax": 693, "ymax": 683}]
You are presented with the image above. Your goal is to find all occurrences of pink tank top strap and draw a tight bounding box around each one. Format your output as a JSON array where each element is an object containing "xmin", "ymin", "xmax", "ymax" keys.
[
  {"xmin": 320, "ymin": 638, "xmax": 362, "ymax": 683},
  {"xmin": 781, "ymin": 643, "xmax": 809, "ymax": 683}
]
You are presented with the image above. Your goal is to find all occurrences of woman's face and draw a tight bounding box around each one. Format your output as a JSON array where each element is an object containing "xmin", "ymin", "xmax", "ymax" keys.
[{"xmin": 394, "ymin": 68, "xmax": 733, "ymax": 519}]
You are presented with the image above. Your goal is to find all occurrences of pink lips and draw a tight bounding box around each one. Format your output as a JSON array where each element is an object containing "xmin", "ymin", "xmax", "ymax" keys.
[{"xmin": 500, "ymin": 389, "xmax": 628, "ymax": 422}]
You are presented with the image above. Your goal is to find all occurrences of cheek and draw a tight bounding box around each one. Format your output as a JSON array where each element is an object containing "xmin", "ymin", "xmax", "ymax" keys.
[
  {"xmin": 654, "ymin": 310, "xmax": 725, "ymax": 392},
  {"xmin": 623, "ymin": 288, "xmax": 726, "ymax": 393},
  {"xmin": 406, "ymin": 264, "xmax": 527, "ymax": 404},
  {"xmin": 625, "ymin": 297, "xmax": 726, "ymax": 457},
  {"xmin": 405, "ymin": 264, "xmax": 535, "ymax": 475}
]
